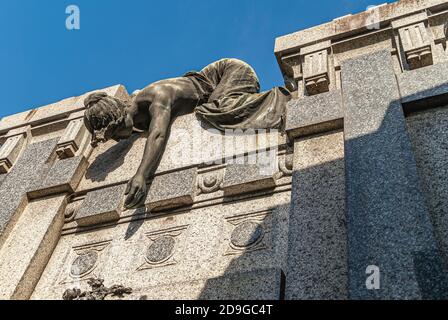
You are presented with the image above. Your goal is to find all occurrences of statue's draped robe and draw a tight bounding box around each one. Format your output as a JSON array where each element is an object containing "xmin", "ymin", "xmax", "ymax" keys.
[{"xmin": 184, "ymin": 58, "xmax": 290, "ymax": 131}]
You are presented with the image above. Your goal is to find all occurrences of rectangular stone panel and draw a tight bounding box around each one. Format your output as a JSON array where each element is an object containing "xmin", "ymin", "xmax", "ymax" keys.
[
  {"xmin": 397, "ymin": 61, "xmax": 448, "ymax": 107},
  {"xmin": 222, "ymin": 164, "xmax": 276, "ymax": 197},
  {"xmin": 341, "ymin": 49, "xmax": 448, "ymax": 299},
  {"xmin": 145, "ymin": 167, "xmax": 197, "ymax": 211},
  {"xmin": 32, "ymin": 193, "xmax": 291, "ymax": 299},
  {"xmin": 78, "ymin": 112, "xmax": 286, "ymax": 193},
  {"xmin": 406, "ymin": 106, "xmax": 448, "ymax": 270},
  {"xmin": 286, "ymin": 131, "xmax": 347, "ymax": 300},
  {"xmin": 74, "ymin": 184, "xmax": 126, "ymax": 227},
  {"xmin": 28, "ymin": 156, "xmax": 88, "ymax": 199},
  {"xmin": 285, "ymin": 90, "xmax": 343, "ymax": 140},
  {"xmin": 0, "ymin": 138, "xmax": 58, "ymax": 247},
  {"xmin": 0, "ymin": 195, "xmax": 66, "ymax": 299}
]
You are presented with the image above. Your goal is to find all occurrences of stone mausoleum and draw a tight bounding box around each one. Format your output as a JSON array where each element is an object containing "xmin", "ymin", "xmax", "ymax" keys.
[{"xmin": 1, "ymin": 0, "xmax": 448, "ymax": 300}]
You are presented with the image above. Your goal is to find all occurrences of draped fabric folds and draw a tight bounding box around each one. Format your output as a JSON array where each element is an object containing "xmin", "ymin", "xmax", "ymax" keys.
[{"xmin": 184, "ymin": 58, "xmax": 290, "ymax": 131}]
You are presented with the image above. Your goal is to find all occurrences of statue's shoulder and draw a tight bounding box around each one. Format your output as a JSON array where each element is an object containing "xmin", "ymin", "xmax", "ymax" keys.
[{"xmin": 218, "ymin": 58, "xmax": 249, "ymax": 66}]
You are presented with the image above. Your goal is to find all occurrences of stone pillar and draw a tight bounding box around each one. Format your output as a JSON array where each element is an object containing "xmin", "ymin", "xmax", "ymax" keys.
[
  {"xmin": 0, "ymin": 138, "xmax": 58, "ymax": 248},
  {"xmin": 0, "ymin": 195, "xmax": 66, "ymax": 299},
  {"xmin": 284, "ymin": 91, "xmax": 348, "ymax": 299},
  {"xmin": 341, "ymin": 49, "xmax": 448, "ymax": 299},
  {"xmin": 0, "ymin": 137, "xmax": 87, "ymax": 299}
]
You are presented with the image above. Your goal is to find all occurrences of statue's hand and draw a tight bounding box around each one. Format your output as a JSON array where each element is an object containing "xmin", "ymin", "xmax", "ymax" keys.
[{"xmin": 124, "ymin": 174, "xmax": 147, "ymax": 209}]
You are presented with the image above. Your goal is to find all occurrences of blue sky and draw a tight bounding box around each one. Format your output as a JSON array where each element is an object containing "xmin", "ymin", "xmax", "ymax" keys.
[{"xmin": 0, "ymin": 0, "xmax": 393, "ymax": 119}]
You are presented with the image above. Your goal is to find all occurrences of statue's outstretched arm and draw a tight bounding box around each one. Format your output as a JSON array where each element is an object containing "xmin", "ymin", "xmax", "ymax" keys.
[{"xmin": 124, "ymin": 104, "xmax": 171, "ymax": 209}]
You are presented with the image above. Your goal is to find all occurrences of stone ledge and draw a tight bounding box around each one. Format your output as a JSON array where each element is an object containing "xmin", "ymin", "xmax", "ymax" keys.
[
  {"xmin": 27, "ymin": 156, "xmax": 88, "ymax": 200},
  {"xmin": 74, "ymin": 184, "xmax": 126, "ymax": 227},
  {"xmin": 0, "ymin": 85, "xmax": 128, "ymax": 135},
  {"xmin": 274, "ymin": 0, "xmax": 448, "ymax": 54},
  {"xmin": 398, "ymin": 62, "xmax": 448, "ymax": 109},
  {"xmin": 285, "ymin": 90, "xmax": 343, "ymax": 140},
  {"xmin": 222, "ymin": 164, "xmax": 276, "ymax": 196},
  {"xmin": 145, "ymin": 167, "xmax": 197, "ymax": 212}
]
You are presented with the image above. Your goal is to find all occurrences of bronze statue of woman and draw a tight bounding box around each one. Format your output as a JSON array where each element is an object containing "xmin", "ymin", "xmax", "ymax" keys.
[{"xmin": 83, "ymin": 58, "xmax": 290, "ymax": 209}]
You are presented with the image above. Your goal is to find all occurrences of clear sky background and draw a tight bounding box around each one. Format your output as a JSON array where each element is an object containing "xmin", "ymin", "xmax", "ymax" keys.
[{"xmin": 0, "ymin": 0, "xmax": 394, "ymax": 119}]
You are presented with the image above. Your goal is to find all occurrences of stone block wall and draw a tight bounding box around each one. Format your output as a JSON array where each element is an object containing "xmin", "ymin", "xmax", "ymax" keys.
[{"xmin": 1, "ymin": 0, "xmax": 448, "ymax": 300}]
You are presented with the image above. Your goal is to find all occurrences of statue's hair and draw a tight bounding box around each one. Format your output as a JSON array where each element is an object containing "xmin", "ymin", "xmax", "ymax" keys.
[{"xmin": 83, "ymin": 92, "xmax": 128, "ymax": 133}]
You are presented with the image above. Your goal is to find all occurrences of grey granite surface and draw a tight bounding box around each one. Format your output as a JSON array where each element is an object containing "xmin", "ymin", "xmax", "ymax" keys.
[
  {"xmin": 28, "ymin": 156, "xmax": 87, "ymax": 199},
  {"xmin": 342, "ymin": 49, "xmax": 448, "ymax": 299},
  {"xmin": 222, "ymin": 164, "xmax": 276, "ymax": 197},
  {"xmin": 406, "ymin": 106, "xmax": 448, "ymax": 270},
  {"xmin": 146, "ymin": 168, "xmax": 197, "ymax": 211},
  {"xmin": 0, "ymin": 138, "xmax": 58, "ymax": 241},
  {"xmin": 75, "ymin": 184, "xmax": 126, "ymax": 227},
  {"xmin": 199, "ymin": 268, "xmax": 284, "ymax": 300},
  {"xmin": 286, "ymin": 132, "xmax": 347, "ymax": 300},
  {"xmin": 398, "ymin": 61, "xmax": 448, "ymax": 105},
  {"xmin": 285, "ymin": 90, "xmax": 343, "ymax": 139}
]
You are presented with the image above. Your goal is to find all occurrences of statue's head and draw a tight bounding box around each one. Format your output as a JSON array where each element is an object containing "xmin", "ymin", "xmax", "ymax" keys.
[{"xmin": 83, "ymin": 92, "xmax": 133, "ymax": 147}]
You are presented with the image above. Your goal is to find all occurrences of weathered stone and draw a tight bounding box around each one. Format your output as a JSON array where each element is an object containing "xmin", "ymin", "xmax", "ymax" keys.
[
  {"xmin": 390, "ymin": 11, "xmax": 428, "ymax": 30},
  {"xmin": 274, "ymin": 0, "xmax": 447, "ymax": 53},
  {"xmin": 28, "ymin": 97, "xmax": 79, "ymax": 126},
  {"xmin": 286, "ymin": 131, "xmax": 347, "ymax": 300},
  {"xmin": 70, "ymin": 251, "xmax": 98, "ymax": 277},
  {"xmin": 285, "ymin": 90, "xmax": 343, "ymax": 140},
  {"xmin": 27, "ymin": 85, "xmax": 129, "ymax": 127},
  {"xmin": 397, "ymin": 61, "xmax": 448, "ymax": 107},
  {"xmin": 78, "ymin": 113, "xmax": 286, "ymax": 193},
  {"xmin": 342, "ymin": 49, "xmax": 448, "ymax": 299},
  {"xmin": 406, "ymin": 106, "xmax": 448, "ymax": 269},
  {"xmin": 56, "ymin": 119, "xmax": 88, "ymax": 159},
  {"xmin": 0, "ymin": 195, "xmax": 66, "ymax": 299},
  {"xmin": 146, "ymin": 167, "xmax": 197, "ymax": 211},
  {"xmin": 222, "ymin": 164, "xmax": 276, "ymax": 197},
  {"xmin": 32, "ymin": 194, "xmax": 290, "ymax": 299},
  {"xmin": 0, "ymin": 110, "xmax": 34, "ymax": 134},
  {"xmin": 28, "ymin": 156, "xmax": 88, "ymax": 199},
  {"xmin": 199, "ymin": 268, "xmax": 284, "ymax": 300},
  {"xmin": 74, "ymin": 184, "xmax": 126, "ymax": 227},
  {"xmin": 0, "ymin": 134, "xmax": 26, "ymax": 174},
  {"xmin": 0, "ymin": 138, "xmax": 58, "ymax": 247},
  {"xmin": 4, "ymin": 125, "xmax": 31, "ymax": 139},
  {"xmin": 303, "ymin": 48, "xmax": 330, "ymax": 95},
  {"xmin": 230, "ymin": 221, "xmax": 264, "ymax": 248},
  {"xmin": 146, "ymin": 236, "xmax": 176, "ymax": 263},
  {"xmin": 397, "ymin": 22, "xmax": 433, "ymax": 70}
]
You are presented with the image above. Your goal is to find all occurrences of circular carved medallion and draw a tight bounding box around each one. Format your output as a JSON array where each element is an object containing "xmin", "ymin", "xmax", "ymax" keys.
[
  {"xmin": 70, "ymin": 250, "xmax": 98, "ymax": 277},
  {"xmin": 231, "ymin": 221, "xmax": 263, "ymax": 248},
  {"xmin": 146, "ymin": 236, "xmax": 175, "ymax": 263}
]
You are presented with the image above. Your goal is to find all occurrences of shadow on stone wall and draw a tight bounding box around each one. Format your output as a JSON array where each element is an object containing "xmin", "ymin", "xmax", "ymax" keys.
[
  {"xmin": 341, "ymin": 85, "xmax": 448, "ymax": 299},
  {"xmin": 197, "ymin": 202, "xmax": 289, "ymax": 300},
  {"xmin": 196, "ymin": 82, "xmax": 448, "ymax": 300},
  {"xmin": 86, "ymin": 134, "xmax": 139, "ymax": 182}
]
